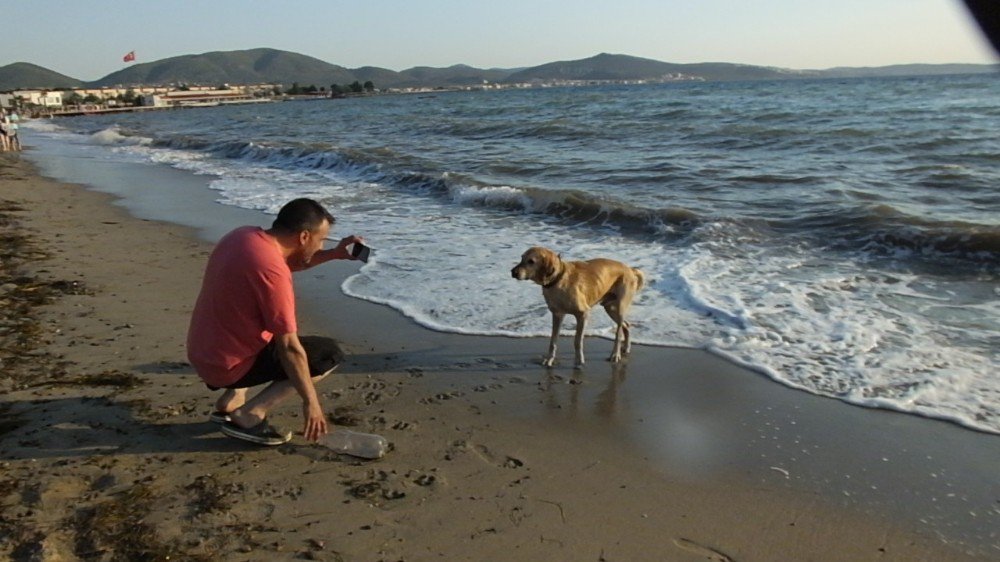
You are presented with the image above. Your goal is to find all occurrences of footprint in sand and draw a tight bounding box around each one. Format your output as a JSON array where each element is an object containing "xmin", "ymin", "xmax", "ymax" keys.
[
  {"xmin": 456, "ymin": 442, "xmax": 526, "ymax": 470},
  {"xmin": 419, "ymin": 391, "xmax": 464, "ymax": 404},
  {"xmin": 672, "ymin": 538, "xmax": 733, "ymax": 562},
  {"xmin": 473, "ymin": 383, "xmax": 505, "ymax": 392},
  {"xmin": 413, "ymin": 474, "xmax": 436, "ymax": 487},
  {"xmin": 350, "ymin": 380, "xmax": 386, "ymax": 391}
]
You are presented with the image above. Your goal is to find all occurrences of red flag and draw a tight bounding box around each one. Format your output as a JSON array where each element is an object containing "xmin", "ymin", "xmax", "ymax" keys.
[{"xmin": 123, "ymin": 51, "xmax": 136, "ymax": 62}]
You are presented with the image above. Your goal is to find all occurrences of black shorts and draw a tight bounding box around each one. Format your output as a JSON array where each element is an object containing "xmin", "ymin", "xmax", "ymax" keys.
[{"xmin": 207, "ymin": 335, "xmax": 344, "ymax": 390}]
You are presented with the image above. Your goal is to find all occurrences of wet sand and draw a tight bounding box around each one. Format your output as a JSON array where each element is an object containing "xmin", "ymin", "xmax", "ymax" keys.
[{"xmin": 1, "ymin": 151, "xmax": 997, "ymax": 561}]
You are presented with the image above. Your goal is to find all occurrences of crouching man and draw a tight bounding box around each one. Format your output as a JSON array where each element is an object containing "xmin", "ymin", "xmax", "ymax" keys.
[{"xmin": 187, "ymin": 198, "xmax": 364, "ymax": 445}]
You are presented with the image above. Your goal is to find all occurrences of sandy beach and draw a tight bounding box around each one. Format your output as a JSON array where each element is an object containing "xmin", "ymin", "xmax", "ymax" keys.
[{"xmin": 1, "ymin": 151, "xmax": 998, "ymax": 561}]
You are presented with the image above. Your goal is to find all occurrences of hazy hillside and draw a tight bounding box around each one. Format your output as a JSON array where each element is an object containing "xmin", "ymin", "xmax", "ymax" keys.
[
  {"xmin": 504, "ymin": 53, "xmax": 806, "ymax": 82},
  {"xmin": 92, "ymin": 48, "xmax": 359, "ymax": 87},
  {"xmin": 399, "ymin": 64, "xmax": 513, "ymax": 87},
  {"xmin": 819, "ymin": 63, "xmax": 999, "ymax": 78},
  {"xmin": 351, "ymin": 66, "xmax": 406, "ymax": 88},
  {"xmin": 0, "ymin": 62, "xmax": 83, "ymax": 90}
]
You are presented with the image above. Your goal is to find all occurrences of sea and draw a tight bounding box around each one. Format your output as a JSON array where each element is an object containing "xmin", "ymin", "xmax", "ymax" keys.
[{"xmin": 21, "ymin": 73, "xmax": 1000, "ymax": 435}]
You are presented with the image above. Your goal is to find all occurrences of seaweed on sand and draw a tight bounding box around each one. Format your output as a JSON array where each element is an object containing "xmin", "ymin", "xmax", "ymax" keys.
[{"xmin": 69, "ymin": 483, "xmax": 200, "ymax": 562}]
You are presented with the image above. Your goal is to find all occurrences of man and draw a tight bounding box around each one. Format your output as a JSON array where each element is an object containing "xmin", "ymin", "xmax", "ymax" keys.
[{"xmin": 187, "ymin": 198, "xmax": 364, "ymax": 445}]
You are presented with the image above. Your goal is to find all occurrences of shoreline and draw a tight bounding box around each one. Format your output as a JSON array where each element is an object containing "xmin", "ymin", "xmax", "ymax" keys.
[{"xmin": 1, "ymin": 150, "xmax": 997, "ymax": 560}]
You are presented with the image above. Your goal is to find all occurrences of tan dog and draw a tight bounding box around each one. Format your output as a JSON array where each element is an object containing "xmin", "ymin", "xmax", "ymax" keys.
[{"xmin": 511, "ymin": 246, "xmax": 645, "ymax": 367}]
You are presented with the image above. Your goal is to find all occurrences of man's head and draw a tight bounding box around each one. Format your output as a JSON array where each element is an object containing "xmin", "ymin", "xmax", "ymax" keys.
[{"xmin": 271, "ymin": 198, "xmax": 335, "ymax": 265}]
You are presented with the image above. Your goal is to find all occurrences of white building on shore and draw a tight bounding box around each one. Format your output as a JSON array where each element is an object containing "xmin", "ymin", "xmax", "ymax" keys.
[{"xmin": 0, "ymin": 90, "xmax": 63, "ymax": 108}]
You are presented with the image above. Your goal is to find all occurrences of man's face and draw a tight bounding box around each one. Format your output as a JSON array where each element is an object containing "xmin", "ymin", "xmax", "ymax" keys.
[{"xmin": 301, "ymin": 220, "xmax": 331, "ymax": 264}]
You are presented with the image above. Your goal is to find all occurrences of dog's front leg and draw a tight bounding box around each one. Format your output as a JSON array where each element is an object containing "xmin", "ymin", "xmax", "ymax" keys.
[
  {"xmin": 543, "ymin": 312, "xmax": 564, "ymax": 367},
  {"xmin": 573, "ymin": 311, "xmax": 588, "ymax": 368}
]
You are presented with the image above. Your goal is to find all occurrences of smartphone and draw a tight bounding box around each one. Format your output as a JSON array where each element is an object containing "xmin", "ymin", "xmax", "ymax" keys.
[{"xmin": 350, "ymin": 242, "xmax": 371, "ymax": 263}]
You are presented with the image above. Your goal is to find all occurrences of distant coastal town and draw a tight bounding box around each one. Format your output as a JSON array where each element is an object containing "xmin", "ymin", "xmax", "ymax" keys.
[
  {"xmin": 2, "ymin": 47, "xmax": 992, "ymax": 119},
  {"xmin": 0, "ymin": 73, "xmax": 704, "ymax": 118}
]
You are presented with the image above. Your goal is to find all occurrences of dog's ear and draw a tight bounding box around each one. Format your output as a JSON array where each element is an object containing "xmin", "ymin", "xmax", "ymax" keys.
[{"xmin": 536, "ymin": 249, "xmax": 559, "ymax": 284}]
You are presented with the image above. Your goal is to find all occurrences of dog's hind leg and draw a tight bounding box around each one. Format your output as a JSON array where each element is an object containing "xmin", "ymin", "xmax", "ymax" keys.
[
  {"xmin": 543, "ymin": 312, "xmax": 564, "ymax": 367},
  {"xmin": 604, "ymin": 303, "xmax": 628, "ymax": 362},
  {"xmin": 607, "ymin": 280, "xmax": 637, "ymax": 361},
  {"xmin": 573, "ymin": 311, "xmax": 588, "ymax": 368}
]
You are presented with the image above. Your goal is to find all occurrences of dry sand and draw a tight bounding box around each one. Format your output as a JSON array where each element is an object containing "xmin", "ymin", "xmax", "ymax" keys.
[{"xmin": 1, "ymin": 152, "xmax": 996, "ymax": 561}]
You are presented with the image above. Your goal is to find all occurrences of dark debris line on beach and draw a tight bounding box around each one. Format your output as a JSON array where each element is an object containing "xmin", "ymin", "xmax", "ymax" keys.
[
  {"xmin": 0, "ymin": 192, "xmax": 144, "ymax": 393},
  {"xmin": 0, "ymin": 168, "xmax": 196, "ymax": 560}
]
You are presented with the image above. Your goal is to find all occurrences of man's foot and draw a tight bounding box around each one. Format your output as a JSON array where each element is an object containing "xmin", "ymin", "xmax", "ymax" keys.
[{"xmin": 221, "ymin": 419, "xmax": 291, "ymax": 446}]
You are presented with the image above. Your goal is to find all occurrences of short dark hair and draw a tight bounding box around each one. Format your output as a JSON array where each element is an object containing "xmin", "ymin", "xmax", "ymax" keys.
[{"xmin": 271, "ymin": 198, "xmax": 335, "ymax": 233}]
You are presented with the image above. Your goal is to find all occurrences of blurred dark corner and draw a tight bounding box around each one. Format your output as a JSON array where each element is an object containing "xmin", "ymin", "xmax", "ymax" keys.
[{"xmin": 962, "ymin": 0, "xmax": 1000, "ymax": 56}]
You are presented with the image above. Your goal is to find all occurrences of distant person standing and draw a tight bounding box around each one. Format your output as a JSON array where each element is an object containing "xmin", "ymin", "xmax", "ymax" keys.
[
  {"xmin": 187, "ymin": 198, "xmax": 366, "ymax": 445},
  {"xmin": 7, "ymin": 109, "xmax": 20, "ymax": 151},
  {"xmin": 0, "ymin": 110, "xmax": 9, "ymax": 152}
]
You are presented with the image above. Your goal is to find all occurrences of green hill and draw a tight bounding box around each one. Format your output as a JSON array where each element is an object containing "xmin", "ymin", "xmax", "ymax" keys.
[
  {"xmin": 399, "ymin": 64, "xmax": 512, "ymax": 87},
  {"xmin": 504, "ymin": 53, "xmax": 796, "ymax": 82},
  {"xmin": 92, "ymin": 48, "xmax": 360, "ymax": 87},
  {"xmin": 820, "ymin": 63, "xmax": 999, "ymax": 78},
  {"xmin": 0, "ymin": 62, "xmax": 84, "ymax": 90},
  {"xmin": 91, "ymin": 49, "xmax": 514, "ymax": 89}
]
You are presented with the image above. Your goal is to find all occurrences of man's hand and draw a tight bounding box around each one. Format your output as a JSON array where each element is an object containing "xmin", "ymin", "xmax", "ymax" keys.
[
  {"xmin": 274, "ymin": 333, "xmax": 327, "ymax": 442},
  {"xmin": 302, "ymin": 401, "xmax": 328, "ymax": 442},
  {"xmin": 305, "ymin": 235, "xmax": 366, "ymax": 268},
  {"xmin": 333, "ymin": 235, "xmax": 365, "ymax": 260}
]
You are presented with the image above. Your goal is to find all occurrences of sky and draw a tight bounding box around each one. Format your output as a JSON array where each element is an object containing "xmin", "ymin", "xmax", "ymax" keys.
[{"xmin": 7, "ymin": 0, "xmax": 996, "ymax": 81}]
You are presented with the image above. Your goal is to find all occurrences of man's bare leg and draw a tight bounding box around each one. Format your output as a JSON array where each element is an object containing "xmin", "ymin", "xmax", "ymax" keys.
[
  {"xmin": 215, "ymin": 388, "xmax": 248, "ymax": 414},
  {"xmin": 229, "ymin": 370, "xmax": 334, "ymax": 429}
]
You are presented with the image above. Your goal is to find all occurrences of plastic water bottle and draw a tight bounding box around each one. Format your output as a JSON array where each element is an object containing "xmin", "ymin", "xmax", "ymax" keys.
[{"xmin": 318, "ymin": 429, "xmax": 388, "ymax": 459}]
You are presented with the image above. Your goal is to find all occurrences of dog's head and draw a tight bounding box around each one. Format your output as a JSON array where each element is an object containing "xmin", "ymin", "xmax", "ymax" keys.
[{"xmin": 511, "ymin": 246, "xmax": 560, "ymax": 285}]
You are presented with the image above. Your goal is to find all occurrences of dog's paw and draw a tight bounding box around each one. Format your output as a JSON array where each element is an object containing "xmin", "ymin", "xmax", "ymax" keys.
[
  {"xmin": 541, "ymin": 357, "xmax": 557, "ymax": 368},
  {"xmin": 608, "ymin": 353, "xmax": 622, "ymax": 363}
]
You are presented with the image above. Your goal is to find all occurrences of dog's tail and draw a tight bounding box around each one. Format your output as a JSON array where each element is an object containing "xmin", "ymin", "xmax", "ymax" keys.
[{"xmin": 632, "ymin": 268, "xmax": 646, "ymax": 292}]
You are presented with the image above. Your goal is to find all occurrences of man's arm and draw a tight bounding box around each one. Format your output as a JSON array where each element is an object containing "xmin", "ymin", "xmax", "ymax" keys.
[
  {"xmin": 274, "ymin": 332, "xmax": 327, "ymax": 441},
  {"xmin": 294, "ymin": 235, "xmax": 364, "ymax": 271}
]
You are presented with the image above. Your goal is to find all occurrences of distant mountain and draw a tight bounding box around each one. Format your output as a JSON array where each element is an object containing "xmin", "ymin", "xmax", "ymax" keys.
[
  {"xmin": 399, "ymin": 64, "xmax": 513, "ymax": 87},
  {"xmin": 1, "ymin": 49, "xmax": 995, "ymax": 93},
  {"xmin": 506, "ymin": 54, "xmax": 997, "ymax": 83},
  {"xmin": 91, "ymin": 48, "xmax": 360, "ymax": 87},
  {"xmin": 819, "ymin": 63, "xmax": 999, "ymax": 78},
  {"xmin": 0, "ymin": 62, "xmax": 84, "ymax": 90},
  {"xmin": 89, "ymin": 49, "xmax": 518, "ymax": 89},
  {"xmin": 503, "ymin": 53, "xmax": 799, "ymax": 82}
]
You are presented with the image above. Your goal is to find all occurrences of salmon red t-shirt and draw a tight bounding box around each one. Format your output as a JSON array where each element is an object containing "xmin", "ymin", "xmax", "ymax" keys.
[{"xmin": 187, "ymin": 226, "xmax": 297, "ymax": 388}]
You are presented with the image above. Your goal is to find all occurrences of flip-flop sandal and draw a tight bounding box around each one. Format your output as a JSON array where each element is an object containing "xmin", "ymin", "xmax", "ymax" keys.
[
  {"xmin": 221, "ymin": 419, "xmax": 291, "ymax": 446},
  {"xmin": 209, "ymin": 411, "xmax": 231, "ymax": 424}
]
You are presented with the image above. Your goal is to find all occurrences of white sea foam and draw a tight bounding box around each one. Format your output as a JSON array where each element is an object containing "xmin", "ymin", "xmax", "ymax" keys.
[
  {"xmin": 89, "ymin": 126, "xmax": 152, "ymax": 146},
  {"xmin": 22, "ymin": 124, "xmax": 1000, "ymax": 436},
  {"xmin": 20, "ymin": 118, "xmax": 69, "ymax": 134},
  {"xmin": 446, "ymin": 182, "xmax": 532, "ymax": 210}
]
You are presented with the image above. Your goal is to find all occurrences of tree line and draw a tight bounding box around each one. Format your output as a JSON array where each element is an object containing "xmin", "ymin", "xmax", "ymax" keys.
[{"xmin": 285, "ymin": 81, "xmax": 375, "ymax": 96}]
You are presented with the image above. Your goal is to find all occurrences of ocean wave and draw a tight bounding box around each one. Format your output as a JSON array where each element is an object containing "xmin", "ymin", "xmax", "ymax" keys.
[
  {"xmin": 20, "ymin": 118, "xmax": 68, "ymax": 133},
  {"xmin": 81, "ymin": 127, "xmax": 1000, "ymax": 268},
  {"xmin": 787, "ymin": 203, "xmax": 1000, "ymax": 265},
  {"xmin": 89, "ymin": 126, "xmax": 152, "ymax": 146},
  {"xmin": 431, "ymin": 118, "xmax": 600, "ymax": 141},
  {"xmin": 154, "ymin": 137, "xmax": 384, "ymax": 182},
  {"xmin": 859, "ymin": 225, "xmax": 1000, "ymax": 261},
  {"xmin": 146, "ymin": 134, "xmax": 704, "ymax": 239}
]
